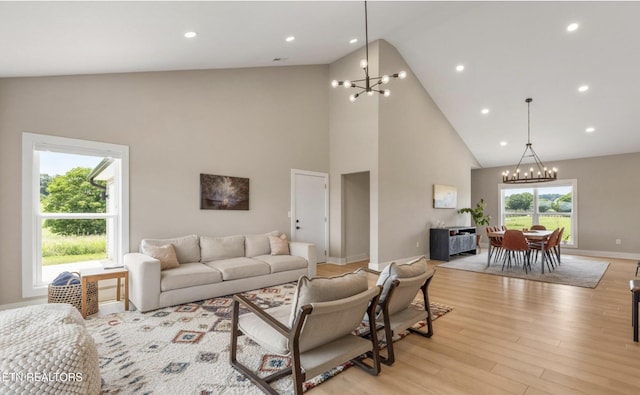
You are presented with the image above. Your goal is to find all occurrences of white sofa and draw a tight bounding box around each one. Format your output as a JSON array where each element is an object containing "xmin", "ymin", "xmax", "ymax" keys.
[{"xmin": 125, "ymin": 232, "xmax": 317, "ymax": 312}]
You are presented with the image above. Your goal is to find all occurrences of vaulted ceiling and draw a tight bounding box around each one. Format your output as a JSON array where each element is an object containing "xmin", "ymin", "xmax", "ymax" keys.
[{"xmin": 2, "ymin": 1, "xmax": 639, "ymax": 168}]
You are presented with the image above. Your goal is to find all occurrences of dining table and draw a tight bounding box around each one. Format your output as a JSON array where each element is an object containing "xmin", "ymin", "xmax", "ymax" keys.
[{"xmin": 487, "ymin": 229, "xmax": 555, "ymax": 274}]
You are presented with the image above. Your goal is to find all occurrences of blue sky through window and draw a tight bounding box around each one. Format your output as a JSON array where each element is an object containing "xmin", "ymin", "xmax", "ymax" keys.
[
  {"xmin": 39, "ymin": 151, "xmax": 102, "ymax": 176},
  {"xmin": 503, "ymin": 186, "xmax": 570, "ymax": 197}
]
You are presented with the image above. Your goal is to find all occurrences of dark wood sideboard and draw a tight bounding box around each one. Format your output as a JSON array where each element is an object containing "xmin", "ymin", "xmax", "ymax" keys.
[{"xmin": 429, "ymin": 226, "xmax": 477, "ymax": 261}]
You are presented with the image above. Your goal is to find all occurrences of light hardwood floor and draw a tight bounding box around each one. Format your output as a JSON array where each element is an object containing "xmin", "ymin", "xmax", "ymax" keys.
[{"xmin": 310, "ymin": 255, "xmax": 640, "ymax": 395}]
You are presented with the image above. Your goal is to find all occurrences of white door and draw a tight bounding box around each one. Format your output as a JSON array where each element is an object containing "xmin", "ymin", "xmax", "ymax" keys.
[{"xmin": 291, "ymin": 170, "xmax": 328, "ymax": 263}]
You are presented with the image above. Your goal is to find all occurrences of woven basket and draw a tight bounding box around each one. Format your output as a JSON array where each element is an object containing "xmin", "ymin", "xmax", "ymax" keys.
[{"xmin": 48, "ymin": 272, "xmax": 98, "ymax": 316}]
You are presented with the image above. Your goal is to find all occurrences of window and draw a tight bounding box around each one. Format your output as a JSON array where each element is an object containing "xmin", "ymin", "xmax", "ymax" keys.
[
  {"xmin": 499, "ymin": 179, "xmax": 577, "ymax": 247},
  {"xmin": 22, "ymin": 133, "xmax": 129, "ymax": 297}
]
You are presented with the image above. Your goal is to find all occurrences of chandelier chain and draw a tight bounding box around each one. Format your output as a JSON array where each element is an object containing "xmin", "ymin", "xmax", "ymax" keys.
[
  {"xmin": 364, "ymin": 1, "xmax": 369, "ymax": 76},
  {"xmin": 330, "ymin": 0, "xmax": 406, "ymax": 101},
  {"xmin": 502, "ymin": 97, "xmax": 557, "ymax": 184}
]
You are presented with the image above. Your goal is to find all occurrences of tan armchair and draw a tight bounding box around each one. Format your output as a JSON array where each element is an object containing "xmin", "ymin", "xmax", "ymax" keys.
[
  {"xmin": 230, "ymin": 271, "xmax": 382, "ymax": 394},
  {"xmin": 364, "ymin": 256, "xmax": 435, "ymax": 365}
]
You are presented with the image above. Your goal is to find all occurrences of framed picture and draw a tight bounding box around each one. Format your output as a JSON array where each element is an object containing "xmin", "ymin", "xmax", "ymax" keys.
[
  {"xmin": 433, "ymin": 184, "xmax": 457, "ymax": 209},
  {"xmin": 200, "ymin": 174, "xmax": 249, "ymax": 210}
]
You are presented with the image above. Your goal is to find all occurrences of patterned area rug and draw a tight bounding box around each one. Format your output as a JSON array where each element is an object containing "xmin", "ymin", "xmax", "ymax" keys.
[
  {"xmin": 438, "ymin": 252, "xmax": 609, "ymax": 288},
  {"xmin": 86, "ymin": 283, "xmax": 452, "ymax": 394}
]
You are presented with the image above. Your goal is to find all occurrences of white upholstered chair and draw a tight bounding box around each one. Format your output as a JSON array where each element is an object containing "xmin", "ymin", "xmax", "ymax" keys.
[{"xmin": 230, "ymin": 271, "xmax": 382, "ymax": 394}]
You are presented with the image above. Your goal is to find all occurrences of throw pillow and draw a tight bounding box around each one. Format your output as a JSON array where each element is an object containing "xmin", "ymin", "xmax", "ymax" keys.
[
  {"xmin": 269, "ymin": 234, "xmax": 290, "ymax": 256},
  {"xmin": 141, "ymin": 243, "xmax": 180, "ymax": 270},
  {"xmin": 140, "ymin": 234, "xmax": 200, "ymax": 263},
  {"xmin": 245, "ymin": 231, "xmax": 280, "ymax": 257}
]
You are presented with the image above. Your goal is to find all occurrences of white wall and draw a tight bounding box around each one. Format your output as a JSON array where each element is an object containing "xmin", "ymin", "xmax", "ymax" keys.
[{"xmin": 0, "ymin": 65, "xmax": 329, "ymax": 305}]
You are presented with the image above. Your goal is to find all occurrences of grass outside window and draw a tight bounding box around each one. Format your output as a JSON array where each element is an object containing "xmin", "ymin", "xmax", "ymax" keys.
[
  {"xmin": 504, "ymin": 214, "xmax": 572, "ymax": 243},
  {"xmin": 41, "ymin": 228, "xmax": 106, "ymax": 266}
]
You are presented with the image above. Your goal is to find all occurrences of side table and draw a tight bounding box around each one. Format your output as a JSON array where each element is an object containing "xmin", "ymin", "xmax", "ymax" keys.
[{"xmin": 80, "ymin": 267, "xmax": 129, "ymax": 318}]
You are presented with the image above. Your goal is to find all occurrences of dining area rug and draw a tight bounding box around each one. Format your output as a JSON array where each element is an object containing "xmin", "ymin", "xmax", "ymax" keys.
[
  {"xmin": 437, "ymin": 253, "xmax": 609, "ymax": 288},
  {"xmin": 86, "ymin": 283, "xmax": 452, "ymax": 394}
]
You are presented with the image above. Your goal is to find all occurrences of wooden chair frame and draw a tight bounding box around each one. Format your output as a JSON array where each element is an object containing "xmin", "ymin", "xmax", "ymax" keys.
[
  {"xmin": 230, "ymin": 288, "xmax": 381, "ymax": 395},
  {"xmin": 379, "ymin": 271, "xmax": 434, "ymax": 365},
  {"xmin": 360, "ymin": 267, "xmax": 435, "ymax": 366}
]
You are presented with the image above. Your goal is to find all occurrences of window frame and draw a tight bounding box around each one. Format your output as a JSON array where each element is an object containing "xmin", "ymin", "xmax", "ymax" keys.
[
  {"xmin": 21, "ymin": 132, "xmax": 129, "ymax": 298},
  {"xmin": 498, "ymin": 179, "xmax": 578, "ymax": 248}
]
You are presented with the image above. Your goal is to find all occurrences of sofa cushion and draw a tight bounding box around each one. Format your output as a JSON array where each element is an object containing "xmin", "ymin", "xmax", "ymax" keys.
[
  {"xmin": 160, "ymin": 262, "xmax": 223, "ymax": 292},
  {"xmin": 141, "ymin": 235, "xmax": 200, "ymax": 264},
  {"xmin": 141, "ymin": 244, "xmax": 180, "ymax": 270},
  {"xmin": 289, "ymin": 271, "xmax": 368, "ymax": 326},
  {"xmin": 254, "ymin": 254, "xmax": 307, "ymax": 274},
  {"xmin": 204, "ymin": 257, "xmax": 270, "ymax": 281},
  {"xmin": 245, "ymin": 231, "xmax": 280, "ymax": 257},
  {"xmin": 200, "ymin": 235, "xmax": 245, "ymax": 262},
  {"xmin": 269, "ymin": 234, "xmax": 290, "ymax": 255}
]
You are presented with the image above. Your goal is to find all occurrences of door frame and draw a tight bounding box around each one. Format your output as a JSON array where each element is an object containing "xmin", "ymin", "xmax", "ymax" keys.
[{"xmin": 290, "ymin": 169, "xmax": 329, "ymax": 260}]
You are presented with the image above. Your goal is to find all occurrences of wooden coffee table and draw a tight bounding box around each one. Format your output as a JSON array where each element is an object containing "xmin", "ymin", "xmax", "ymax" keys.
[{"xmin": 80, "ymin": 267, "xmax": 129, "ymax": 318}]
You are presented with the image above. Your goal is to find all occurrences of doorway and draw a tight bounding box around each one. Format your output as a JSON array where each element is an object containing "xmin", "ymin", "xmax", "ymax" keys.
[
  {"xmin": 290, "ymin": 169, "xmax": 328, "ymax": 263},
  {"xmin": 343, "ymin": 172, "xmax": 370, "ymax": 263}
]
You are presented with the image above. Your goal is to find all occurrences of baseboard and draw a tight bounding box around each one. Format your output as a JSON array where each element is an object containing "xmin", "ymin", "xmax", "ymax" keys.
[
  {"xmin": 368, "ymin": 255, "xmax": 425, "ymax": 272},
  {"xmin": 568, "ymin": 249, "xmax": 640, "ymax": 261},
  {"xmin": 325, "ymin": 253, "xmax": 370, "ymax": 265},
  {"xmin": 346, "ymin": 253, "xmax": 369, "ymax": 263},
  {"xmin": 325, "ymin": 256, "xmax": 347, "ymax": 265}
]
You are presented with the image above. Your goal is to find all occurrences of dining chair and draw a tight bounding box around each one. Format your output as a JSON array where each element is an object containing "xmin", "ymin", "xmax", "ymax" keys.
[
  {"xmin": 530, "ymin": 224, "xmax": 546, "ymax": 230},
  {"xmin": 230, "ymin": 271, "xmax": 382, "ymax": 395},
  {"xmin": 530, "ymin": 228, "xmax": 560, "ymax": 272},
  {"xmin": 486, "ymin": 226, "xmax": 504, "ymax": 263},
  {"xmin": 501, "ymin": 230, "xmax": 532, "ymax": 273},
  {"xmin": 554, "ymin": 227, "xmax": 564, "ymax": 264}
]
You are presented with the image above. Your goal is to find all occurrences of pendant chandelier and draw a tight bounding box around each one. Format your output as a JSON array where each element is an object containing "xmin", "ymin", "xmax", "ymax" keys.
[
  {"xmin": 330, "ymin": 1, "xmax": 406, "ymax": 102},
  {"xmin": 502, "ymin": 98, "xmax": 557, "ymax": 184}
]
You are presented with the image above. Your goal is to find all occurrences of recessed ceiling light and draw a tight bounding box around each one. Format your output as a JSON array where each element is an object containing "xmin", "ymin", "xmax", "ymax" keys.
[
  {"xmin": 481, "ymin": 108, "xmax": 490, "ymax": 115},
  {"xmin": 184, "ymin": 31, "xmax": 197, "ymax": 38},
  {"xmin": 586, "ymin": 127, "xmax": 595, "ymax": 133},
  {"xmin": 500, "ymin": 141, "xmax": 507, "ymax": 147},
  {"xmin": 567, "ymin": 23, "xmax": 579, "ymax": 32},
  {"xmin": 285, "ymin": 36, "xmax": 295, "ymax": 42},
  {"xmin": 349, "ymin": 38, "xmax": 358, "ymax": 44},
  {"xmin": 455, "ymin": 64, "xmax": 465, "ymax": 72},
  {"xmin": 578, "ymin": 85, "xmax": 589, "ymax": 92}
]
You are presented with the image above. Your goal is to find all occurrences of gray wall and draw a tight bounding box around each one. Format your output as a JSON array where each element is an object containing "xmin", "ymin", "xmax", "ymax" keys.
[
  {"xmin": 329, "ymin": 40, "xmax": 479, "ymax": 265},
  {"xmin": 471, "ymin": 152, "xmax": 640, "ymax": 256},
  {"xmin": 343, "ymin": 171, "xmax": 370, "ymax": 262},
  {"xmin": 0, "ymin": 66, "xmax": 330, "ymax": 305},
  {"xmin": 376, "ymin": 40, "xmax": 480, "ymax": 263},
  {"xmin": 328, "ymin": 42, "xmax": 380, "ymax": 262}
]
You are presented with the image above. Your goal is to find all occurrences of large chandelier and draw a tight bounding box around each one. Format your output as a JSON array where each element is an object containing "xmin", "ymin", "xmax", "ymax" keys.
[
  {"xmin": 502, "ymin": 98, "xmax": 557, "ymax": 184},
  {"xmin": 330, "ymin": 1, "xmax": 406, "ymax": 102}
]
